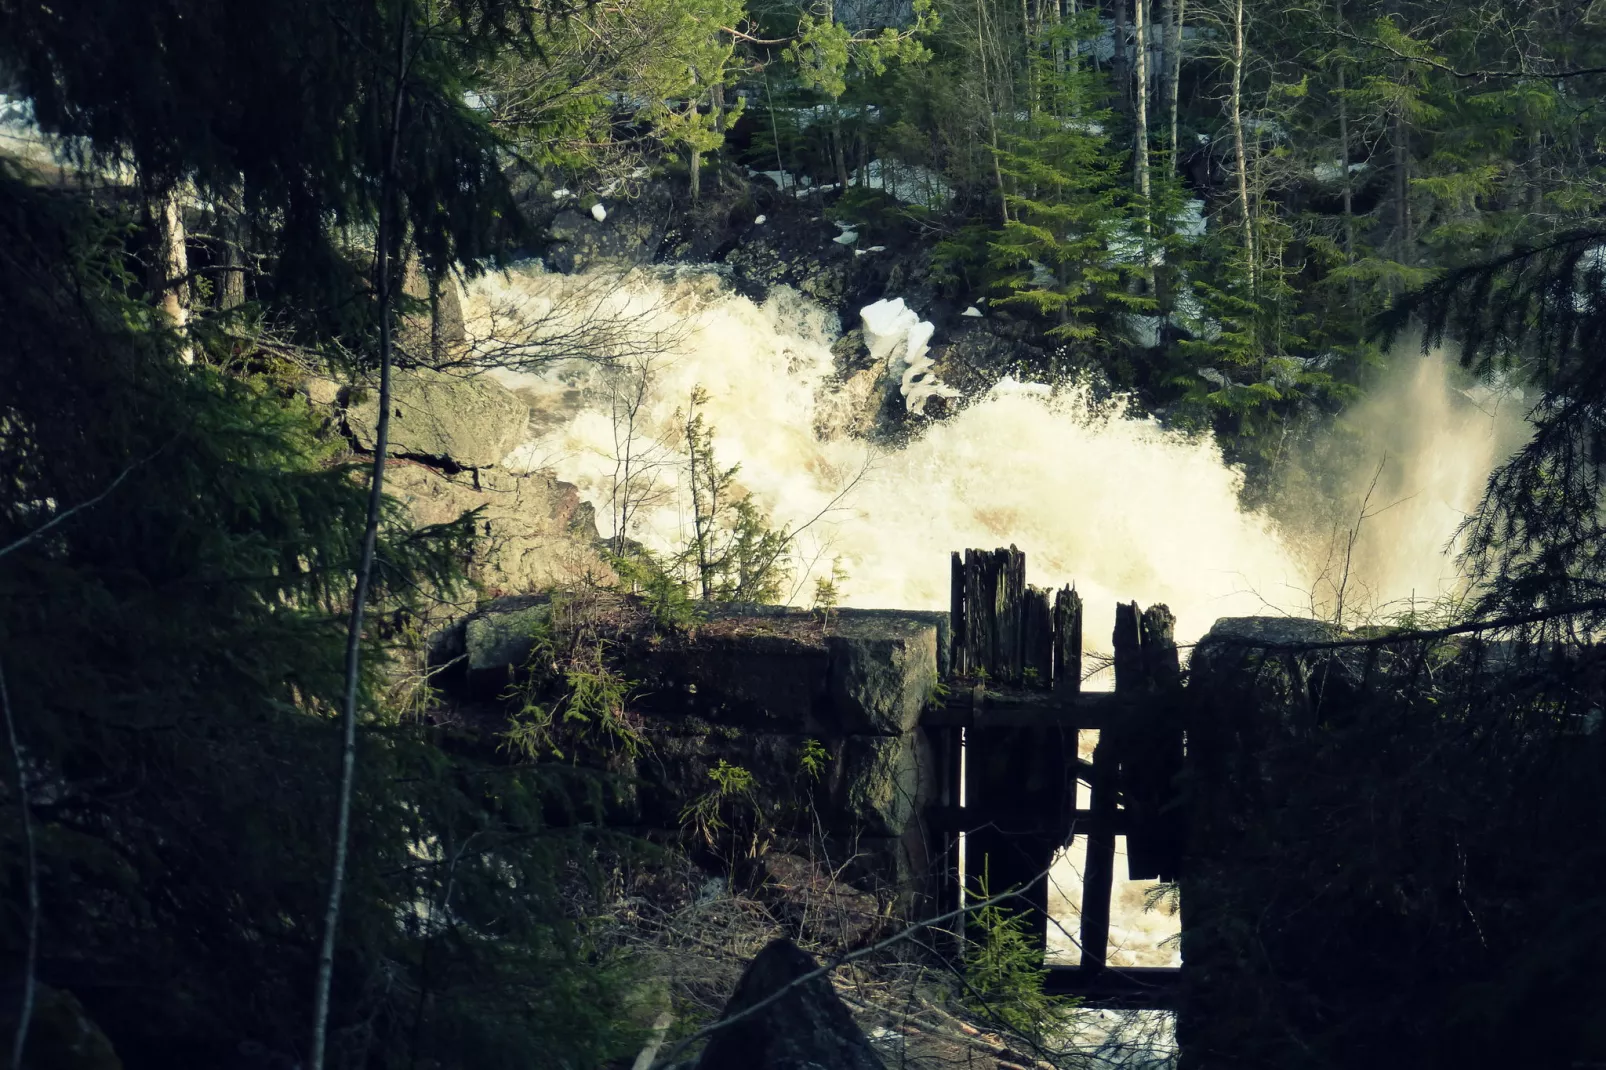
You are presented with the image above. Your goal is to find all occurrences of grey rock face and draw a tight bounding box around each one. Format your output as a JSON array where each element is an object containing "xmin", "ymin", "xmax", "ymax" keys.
[
  {"xmin": 695, "ymin": 938, "xmax": 885, "ymax": 1070},
  {"xmin": 346, "ymin": 367, "xmax": 529, "ymax": 468},
  {"xmin": 1199, "ymin": 616, "xmax": 1341, "ymax": 650},
  {"xmin": 840, "ymin": 732, "xmax": 925, "ymax": 837},
  {"xmin": 383, "ymin": 463, "xmax": 610, "ymax": 597},
  {"xmin": 826, "ymin": 618, "xmax": 939, "ymax": 735},
  {"xmin": 427, "ymin": 595, "xmax": 552, "ymax": 698}
]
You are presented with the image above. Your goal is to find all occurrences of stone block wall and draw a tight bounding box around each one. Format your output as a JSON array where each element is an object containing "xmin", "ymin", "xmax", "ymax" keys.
[{"xmin": 428, "ymin": 600, "xmax": 948, "ymax": 916}]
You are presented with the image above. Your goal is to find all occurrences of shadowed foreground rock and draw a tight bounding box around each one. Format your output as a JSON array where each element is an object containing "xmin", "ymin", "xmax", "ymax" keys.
[{"xmin": 695, "ymin": 938, "xmax": 884, "ymax": 1070}]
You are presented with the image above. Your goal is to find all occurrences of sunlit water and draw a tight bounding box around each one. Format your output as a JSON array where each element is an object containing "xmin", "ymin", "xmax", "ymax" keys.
[{"xmin": 468, "ymin": 262, "xmax": 1526, "ymax": 1061}]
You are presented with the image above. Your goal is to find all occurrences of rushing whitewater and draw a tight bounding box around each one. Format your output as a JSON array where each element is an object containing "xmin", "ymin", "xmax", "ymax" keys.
[
  {"xmin": 476, "ymin": 264, "xmax": 1327, "ymax": 650},
  {"xmin": 467, "ymin": 260, "xmax": 1525, "ymax": 986},
  {"xmin": 470, "ymin": 263, "xmax": 1524, "ymax": 652}
]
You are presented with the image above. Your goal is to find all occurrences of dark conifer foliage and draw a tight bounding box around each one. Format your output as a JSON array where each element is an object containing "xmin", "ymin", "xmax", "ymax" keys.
[
  {"xmin": 1389, "ymin": 230, "xmax": 1606, "ymax": 630},
  {"xmin": 0, "ymin": 0, "xmax": 546, "ymax": 283},
  {"xmin": 0, "ymin": 169, "xmax": 634, "ymax": 1069}
]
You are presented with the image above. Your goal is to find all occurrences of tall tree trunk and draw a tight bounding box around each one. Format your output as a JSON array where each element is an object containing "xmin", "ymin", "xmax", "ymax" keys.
[
  {"xmin": 831, "ymin": 114, "xmax": 850, "ymax": 191},
  {"xmin": 2, "ymin": 664, "xmax": 37, "ymax": 1070},
  {"xmin": 219, "ymin": 182, "xmax": 246, "ymax": 311},
  {"xmin": 1053, "ymin": 0, "xmax": 1065, "ymax": 83},
  {"xmin": 1229, "ymin": 0, "xmax": 1254, "ymax": 290},
  {"xmin": 151, "ymin": 186, "xmax": 192, "ymax": 362},
  {"xmin": 978, "ymin": 0, "xmax": 1010, "ymax": 224},
  {"xmin": 1021, "ymin": 0, "xmax": 1031, "ymax": 113},
  {"xmin": 1133, "ymin": 0, "xmax": 1152, "ymax": 201},
  {"xmin": 1134, "ymin": 0, "xmax": 1154, "ymax": 290},
  {"xmin": 1168, "ymin": 0, "xmax": 1186, "ymax": 174},
  {"xmin": 689, "ymin": 145, "xmax": 702, "ymax": 203},
  {"xmin": 1335, "ymin": 0, "xmax": 1355, "ymax": 300},
  {"xmin": 1113, "ymin": 0, "xmax": 1131, "ymax": 113},
  {"xmin": 711, "ymin": 82, "xmax": 726, "ymax": 193},
  {"xmin": 1393, "ymin": 103, "xmax": 1410, "ymax": 269},
  {"xmin": 309, "ymin": 6, "xmax": 409, "ymax": 1069},
  {"xmin": 1065, "ymin": 0, "xmax": 1079, "ymax": 86}
]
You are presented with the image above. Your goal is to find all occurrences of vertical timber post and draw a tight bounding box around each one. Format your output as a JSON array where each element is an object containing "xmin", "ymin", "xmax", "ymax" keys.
[
  {"xmin": 1053, "ymin": 586, "xmax": 1083, "ymax": 694},
  {"xmin": 1023, "ymin": 586, "xmax": 1053, "ymax": 688},
  {"xmin": 1082, "ymin": 603, "xmax": 1144, "ymax": 978},
  {"xmin": 951, "ymin": 551, "xmax": 968, "ymax": 677}
]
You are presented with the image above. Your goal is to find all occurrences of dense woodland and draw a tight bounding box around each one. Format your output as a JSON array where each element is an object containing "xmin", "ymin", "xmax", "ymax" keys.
[{"xmin": 6, "ymin": 0, "xmax": 1606, "ymax": 1068}]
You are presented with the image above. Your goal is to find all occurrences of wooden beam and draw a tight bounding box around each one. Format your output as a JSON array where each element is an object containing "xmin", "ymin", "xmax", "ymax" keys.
[
  {"xmin": 923, "ymin": 804, "xmax": 1129, "ymax": 836},
  {"xmin": 1053, "ymin": 585, "xmax": 1083, "ymax": 693},
  {"xmin": 950, "ymin": 551, "xmax": 967, "ymax": 676},
  {"xmin": 1044, "ymin": 965, "xmax": 1182, "ymax": 1008},
  {"xmin": 922, "ymin": 688, "xmax": 1147, "ymax": 729}
]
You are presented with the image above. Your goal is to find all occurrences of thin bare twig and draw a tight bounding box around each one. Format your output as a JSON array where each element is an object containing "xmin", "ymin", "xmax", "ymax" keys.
[
  {"xmin": 310, "ymin": 4, "xmax": 412, "ymax": 1066},
  {"xmin": 0, "ymin": 662, "xmax": 37, "ymax": 1070},
  {"xmin": 0, "ymin": 443, "xmax": 169, "ymax": 562}
]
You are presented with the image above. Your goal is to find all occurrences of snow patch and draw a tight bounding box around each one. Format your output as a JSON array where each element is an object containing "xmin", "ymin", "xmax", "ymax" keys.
[
  {"xmin": 591, "ymin": 202, "xmax": 608, "ymax": 223},
  {"xmin": 860, "ymin": 298, "xmax": 959, "ymax": 416}
]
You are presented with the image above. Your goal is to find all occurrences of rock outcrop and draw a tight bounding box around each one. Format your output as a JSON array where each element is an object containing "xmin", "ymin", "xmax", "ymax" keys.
[
  {"xmin": 384, "ymin": 463, "xmax": 611, "ymax": 599},
  {"xmin": 346, "ymin": 367, "xmax": 530, "ymax": 469},
  {"xmin": 695, "ymin": 938, "xmax": 884, "ymax": 1070},
  {"xmin": 545, "ymin": 184, "xmax": 674, "ymax": 272}
]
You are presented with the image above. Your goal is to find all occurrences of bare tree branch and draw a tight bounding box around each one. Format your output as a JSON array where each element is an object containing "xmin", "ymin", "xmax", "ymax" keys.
[
  {"xmin": 0, "ymin": 443, "xmax": 167, "ymax": 562},
  {"xmin": 647, "ymin": 862, "xmax": 1057, "ymax": 1070},
  {"xmin": 0, "ymin": 662, "xmax": 37, "ymax": 1070}
]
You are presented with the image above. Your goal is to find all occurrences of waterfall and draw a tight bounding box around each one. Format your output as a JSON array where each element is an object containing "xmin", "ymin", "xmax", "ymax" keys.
[
  {"xmin": 473, "ymin": 262, "xmax": 1522, "ymax": 653},
  {"xmin": 467, "ymin": 259, "xmax": 1527, "ymax": 1029}
]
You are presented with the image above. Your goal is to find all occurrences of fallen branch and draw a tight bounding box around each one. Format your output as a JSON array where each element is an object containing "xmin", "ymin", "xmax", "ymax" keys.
[{"xmin": 647, "ymin": 863, "xmax": 1054, "ymax": 1069}]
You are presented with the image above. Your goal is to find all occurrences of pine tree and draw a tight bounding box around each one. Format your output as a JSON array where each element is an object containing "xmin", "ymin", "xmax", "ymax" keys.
[{"xmin": 987, "ymin": 13, "xmax": 1145, "ymax": 347}]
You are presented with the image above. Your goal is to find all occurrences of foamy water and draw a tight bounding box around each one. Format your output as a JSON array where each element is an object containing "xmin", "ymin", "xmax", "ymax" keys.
[
  {"xmin": 473, "ymin": 264, "xmax": 1365, "ymax": 647},
  {"xmin": 467, "ymin": 260, "xmax": 1525, "ymax": 991}
]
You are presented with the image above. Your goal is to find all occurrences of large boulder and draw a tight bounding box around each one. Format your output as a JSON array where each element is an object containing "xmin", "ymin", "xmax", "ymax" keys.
[
  {"xmin": 757, "ymin": 852, "xmax": 885, "ymax": 950},
  {"xmin": 383, "ymin": 463, "xmax": 610, "ymax": 600},
  {"xmin": 826, "ymin": 618, "xmax": 939, "ymax": 735},
  {"xmin": 627, "ymin": 608, "xmax": 942, "ymax": 736},
  {"xmin": 347, "ymin": 368, "xmax": 529, "ymax": 468},
  {"xmin": 0, "ymin": 984, "xmax": 123, "ymax": 1070},
  {"xmin": 695, "ymin": 938, "xmax": 884, "ymax": 1070}
]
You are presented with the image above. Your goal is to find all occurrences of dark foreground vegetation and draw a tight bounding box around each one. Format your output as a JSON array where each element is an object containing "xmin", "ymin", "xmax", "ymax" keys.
[{"xmin": 4, "ymin": 0, "xmax": 1606, "ymax": 1067}]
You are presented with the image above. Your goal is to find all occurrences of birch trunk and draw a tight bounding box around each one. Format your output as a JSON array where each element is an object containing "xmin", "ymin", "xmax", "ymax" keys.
[
  {"xmin": 1168, "ymin": 0, "xmax": 1186, "ymax": 174},
  {"xmin": 153, "ymin": 187, "xmax": 192, "ymax": 363},
  {"xmin": 1393, "ymin": 105, "xmax": 1410, "ymax": 268},
  {"xmin": 978, "ymin": 0, "xmax": 1009, "ymax": 223},
  {"xmin": 309, "ymin": 6, "xmax": 409, "ymax": 1067},
  {"xmin": 1133, "ymin": 0, "xmax": 1151, "ymax": 202},
  {"xmin": 1230, "ymin": 0, "xmax": 1254, "ymax": 289},
  {"xmin": 1113, "ymin": 0, "xmax": 1131, "ymax": 112},
  {"xmin": 1335, "ymin": 0, "xmax": 1355, "ymax": 284}
]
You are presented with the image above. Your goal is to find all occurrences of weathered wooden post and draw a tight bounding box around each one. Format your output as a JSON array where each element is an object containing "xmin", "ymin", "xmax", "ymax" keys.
[
  {"xmin": 950, "ymin": 551, "xmax": 967, "ymax": 676},
  {"xmin": 1023, "ymin": 586, "xmax": 1053, "ymax": 688},
  {"xmin": 1080, "ymin": 605, "xmax": 1144, "ymax": 976},
  {"xmin": 1053, "ymin": 586, "xmax": 1083, "ymax": 694}
]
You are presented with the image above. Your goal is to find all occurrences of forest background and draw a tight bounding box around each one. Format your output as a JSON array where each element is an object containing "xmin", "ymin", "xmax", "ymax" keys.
[{"xmin": 4, "ymin": 0, "xmax": 1606, "ymax": 1068}]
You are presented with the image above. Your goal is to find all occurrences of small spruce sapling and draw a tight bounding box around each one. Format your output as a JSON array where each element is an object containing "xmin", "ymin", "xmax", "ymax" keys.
[{"xmin": 812, "ymin": 556, "xmax": 848, "ymax": 630}]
